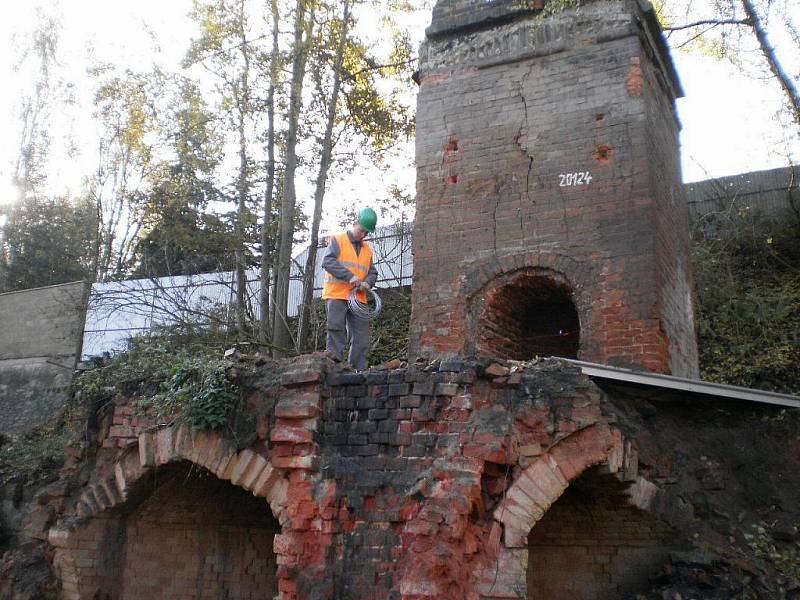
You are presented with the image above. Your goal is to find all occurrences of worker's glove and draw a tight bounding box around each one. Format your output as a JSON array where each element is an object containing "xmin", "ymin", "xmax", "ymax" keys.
[{"xmin": 359, "ymin": 281, "xmax": 371, "ymax": 292}]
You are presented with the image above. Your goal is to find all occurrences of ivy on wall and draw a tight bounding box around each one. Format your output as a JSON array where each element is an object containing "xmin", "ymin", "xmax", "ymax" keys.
[{"xmin": 77, "ymin": 338, "xmax": 244, "ymax": 431}]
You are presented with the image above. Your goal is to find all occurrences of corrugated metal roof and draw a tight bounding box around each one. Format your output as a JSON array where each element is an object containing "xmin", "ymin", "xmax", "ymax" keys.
[{"xmin": 567, "ymin": 359, "xmax": 800, "ymax": 409}]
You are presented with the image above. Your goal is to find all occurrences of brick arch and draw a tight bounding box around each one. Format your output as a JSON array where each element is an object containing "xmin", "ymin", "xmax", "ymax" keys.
[
  {"xmin": 470, "ymin": 424, "xmax": 652, "ymax": 599},
  {"xmin": 48, "ymin": 424, "xmax": 291, "ymax": 600},
  {"xmin": 492, "ymin": 423, "xmax": 625, "ymax": 548},
  {"xmin": 71, "ymin": 424, "xmax": 289, "ymax": 523},
  {"xmin": 459, "ymin": 251, "xmax": 602, "ymax": 359},
  {"xmin": 460, "ymin": 251, "xmax": 597, "ymax": 300}
]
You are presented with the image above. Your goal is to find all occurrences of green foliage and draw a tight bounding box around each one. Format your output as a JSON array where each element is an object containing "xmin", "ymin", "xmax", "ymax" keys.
[
  {"xmin": 76, "ymin": 336, "xmax": 242, "ymax": 431},
  {"xmin": 132, "ymin": 203, "xmax": 237, "ymax": 277},
  {"xmin": 693, "ymin": 209, "xmax": 800, "ymax": 394},
  {"xmin": 0, "ymin": 195, "xmax": 96, "ymax": 292},
  {"xmin": 744, "ymin": 522, "xmax": 800, "ymax": 595},
  {"xmin": 76, "ymin": 337, "xmax": 193, "ymax": 402},
  {"xmin": 86, "ymin": 65, "xmax": 231, "ymax": 281},
  {"xmin": 340, "ymin": 38, "xmax": 415, "ymax": 153},
  {"xmin": 369, "ymin": 287, "xmax": 412, "ymax": 364},
  {"xmin": 0, "ymin": 399, "xmax": 86, "ymax": 486},
  {"xmin": 539, "ymin": 0, "xmax": 581, "ymax": 18},
  {"xmin": 93, "ymin": 70, "xmax": 161, "ymax": 163},
  {"xmin": 139, "ymin": 359, "xmax": 239, "ymax": 430},
  {"xmin": 126, "ymin": 75, "xmax": 229, "ymax": 278}
]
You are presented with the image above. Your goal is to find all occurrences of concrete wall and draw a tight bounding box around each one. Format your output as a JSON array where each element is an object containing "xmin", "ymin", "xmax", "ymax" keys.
[
  {"xmin": 0, "ymin": 281, "xmax": 89, "ymax": 436},
  {"xmin": 686, "ymin": 165, "xmax": 800, "ymax": 223}
]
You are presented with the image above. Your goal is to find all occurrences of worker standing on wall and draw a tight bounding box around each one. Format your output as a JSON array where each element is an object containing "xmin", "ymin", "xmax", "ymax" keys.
[{"xmin": 321, "ymin": 208, "xmax": 379, "ymax": 370}]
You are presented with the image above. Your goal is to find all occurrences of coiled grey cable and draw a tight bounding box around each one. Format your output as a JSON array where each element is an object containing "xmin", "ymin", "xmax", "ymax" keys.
[{"xmin": 348, "ymin": 287, "xmax": 383, "ymax": 320}]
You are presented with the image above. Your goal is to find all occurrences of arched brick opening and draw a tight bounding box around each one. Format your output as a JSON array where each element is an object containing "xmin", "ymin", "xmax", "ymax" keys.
[
  {"xmin": 526, "ymin": 466, "xmax": 677, "ymax": 600},
  {"xmin": 488, "ymin": 425, "xmax": 677, "ymax": 600},
  {"xmin": 478, "ymin": 270, "xmax": 580, "ymax": 360},
  {"xmin": 49, "ymin": 425, "xmax": 290, "ymax": 600},
  {"xmin": 121, "ymin": 461, "xmax": 279, "ymax": 598},
  {"xmin": 461, "ymin": 254, "xmax": 598, "ymax": 361},
  {"xmin": 492, "ymin": 424, "xmax": 625, "ymax": 548}
]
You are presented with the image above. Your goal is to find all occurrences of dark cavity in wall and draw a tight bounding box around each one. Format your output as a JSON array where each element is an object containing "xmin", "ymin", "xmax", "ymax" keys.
[
  {"xmin": 478, "ymin": 272, "xmax": 580, "ymax": 361},
  {"xmin": 116, "ymin": 461, "xmax": 280, "ymax": 599},
  {"xmin": 527, "ymin": 467, "xmax": 680, "ymax": 600}
]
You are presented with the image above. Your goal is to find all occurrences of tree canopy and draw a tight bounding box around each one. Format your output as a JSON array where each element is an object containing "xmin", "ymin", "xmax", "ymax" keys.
[{"xmin": 0, "ymin": 195, "xmax": 95, "ymax": 292}]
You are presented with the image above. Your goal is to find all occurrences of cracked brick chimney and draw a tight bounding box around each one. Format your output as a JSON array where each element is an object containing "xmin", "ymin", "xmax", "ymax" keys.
[{"xmin": 410, "ymin": 0, "xmax": 699, "ymax": 377}]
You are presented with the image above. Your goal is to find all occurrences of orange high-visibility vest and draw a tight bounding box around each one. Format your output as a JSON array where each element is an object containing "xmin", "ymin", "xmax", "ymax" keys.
[{"xmin": 322, "ymin": 233, "xmax": 373, "ymax": 302}]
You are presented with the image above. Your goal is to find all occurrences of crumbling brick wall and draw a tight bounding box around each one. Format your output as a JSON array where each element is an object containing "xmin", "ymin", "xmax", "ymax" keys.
[
  {"xmin": 17, "ymin": 354, "xmax": 799, "ymax": 600},
  {"xmin": 46, "ymin": 356, "xmax": 683, "ymax": 600},
  {"xmin": 410, "ymin": 0, "xmax": 699, "ymax": 376}
]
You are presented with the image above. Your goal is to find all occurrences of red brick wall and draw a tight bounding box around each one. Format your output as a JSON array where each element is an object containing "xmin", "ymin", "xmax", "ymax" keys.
[
  {"xmin": 527, "ymin": 468, "xmax": 676, "ymax": 600},
  {"xmin": 410, "ymin": 1, "xmax": 699, "ymax": 376},
  {"xmin": 53, "ymin": 463, "xmax": 279, "ymax": 599},
  {"xmin": 51, "ymin": 356, "xmax": 688, "ymax": 600},
  {"xmin": 641, "ymin": 51, "xmax": 700, "ymax": 378},
  {"xmin": 119, "ymin": 463, "xmax": 279, "ymax": 599},
  {"xmin": 45, "ymin": 355, "xmax": 800, "ymax": 600},
  {"xmin": 50, "ymin": 515, "xmax": 126, "ymax": 598}
]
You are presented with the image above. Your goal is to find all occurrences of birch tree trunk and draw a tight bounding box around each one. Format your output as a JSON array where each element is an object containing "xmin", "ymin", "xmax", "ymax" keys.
[
  {"xmin": 234, "ymin": 0, "xmax": 251, "ymax": 332},
  {"xmin": 297, "ymin": 0, "xmax": 351, "ymax": 351},
  {"xmin": 740, "ymin": 0, "xmax": 800, "ymax": 133},
  {"xmin": 259, "ymin": 0, "xmax": 281, "ymax": 345},
  {"xmin": 272, "ymin": 0, "xmax": 316, "ymax": 355}
]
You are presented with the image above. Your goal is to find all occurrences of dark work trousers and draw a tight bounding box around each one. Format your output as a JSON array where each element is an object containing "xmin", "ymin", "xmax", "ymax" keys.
[{"xmin": 326, "ymin": 299, "xmax": 370, "ymax": 370}]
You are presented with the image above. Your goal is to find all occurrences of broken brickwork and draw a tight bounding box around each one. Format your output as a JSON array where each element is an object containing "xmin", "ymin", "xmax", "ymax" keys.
[
  {"xmin": 410, "ymin": 0, "xmax": 699, "ymax": 376},
  {"xmin": 526, "ymin": 468, "xmax": 677, "ymax": 599},
  {"xmin": 7, "ymin": 353, "xmax": 792, "ymax": 600},
  {"xmin": 44, "ymin": 355, "xmax": 694, "ymax": 600}
]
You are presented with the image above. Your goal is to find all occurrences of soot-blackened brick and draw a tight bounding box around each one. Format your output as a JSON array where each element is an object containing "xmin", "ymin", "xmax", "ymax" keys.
[
  {"xmin": 399, "ymin": 396, "xmax": 421, "ymax": 408},
  {"xmin": 365, "ymin": 371, "xmax": 388, "ymax": 385},
  {"xmin": 355, "ymin": 396, "xmax": 377, "ymax": 409},
  {"xmin": 388, "ymin": 371, "xmax": 406, "ymax": 384},
  {"xmin": 368, "ymin": 408, "xmax": 389, "ymax": 420},
  {"xmin": 388, "ymin": 383, "xmax": 410, "ymax": 396},
  {"xmin": 346, "ymin": 385, "xmax": 367, "ymax": 398},
  {"xmin": 412, "ymin": 381, "xmax": 435, "ymax": 396}
]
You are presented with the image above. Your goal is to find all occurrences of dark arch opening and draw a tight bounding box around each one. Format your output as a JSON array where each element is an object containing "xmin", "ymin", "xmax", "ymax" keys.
[
  {"xmin": 478, "ymin": 272, "xmax": 580, "ymax": 360},
  {"xmin": 527, "ymin": 467, "xmax": 679, "ymax": 600},
  {"xmin": 92, "ymin": 461, "xmax": 280, "ymax": 599}
]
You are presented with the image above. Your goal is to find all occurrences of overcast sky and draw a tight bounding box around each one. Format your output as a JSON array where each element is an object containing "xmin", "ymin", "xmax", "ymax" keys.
[{"xmin": 1, "ymin": 1, "xmax": 798, "ymax": 231}]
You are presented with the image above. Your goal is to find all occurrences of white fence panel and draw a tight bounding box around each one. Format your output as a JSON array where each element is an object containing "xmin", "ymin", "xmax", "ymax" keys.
[{"xmin": 83, "ymin": 224, "xmax": 414, "ymax": 357}]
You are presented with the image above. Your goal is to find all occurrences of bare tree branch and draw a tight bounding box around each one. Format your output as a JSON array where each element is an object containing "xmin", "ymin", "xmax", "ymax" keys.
[
  {"xmin": 348, "ymin": 58, "xmax": 416, "ymax": 78},
  {"xmin": 740, "ymin": 0, "xmax": 800, "ymax": 133},
  {"xmin": 663, "ymin": 18, "xmax": 750, "ymax": 32}
]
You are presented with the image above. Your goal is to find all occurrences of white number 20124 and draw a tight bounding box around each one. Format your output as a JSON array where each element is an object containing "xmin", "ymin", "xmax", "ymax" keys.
[{"xmin": 558, "ymin": 172, "xmax": 592, "ymax": 187}]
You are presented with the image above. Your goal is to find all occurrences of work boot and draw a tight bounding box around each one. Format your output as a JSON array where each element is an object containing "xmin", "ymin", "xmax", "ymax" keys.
[{"xmin": 322, "ymin": 350, "xmax": 342, "ymax": 363}]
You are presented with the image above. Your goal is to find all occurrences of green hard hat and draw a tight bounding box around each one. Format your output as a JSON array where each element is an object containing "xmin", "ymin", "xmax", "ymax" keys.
[{"xmin": 358, "ymin": 207, "xmax": 378, "ymax": 233}]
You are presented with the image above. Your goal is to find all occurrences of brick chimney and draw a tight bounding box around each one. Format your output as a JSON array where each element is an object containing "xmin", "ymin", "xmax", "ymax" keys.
[{"xmin": 410, "ymin": 0, "xmax": 699, "ymax": 377}]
